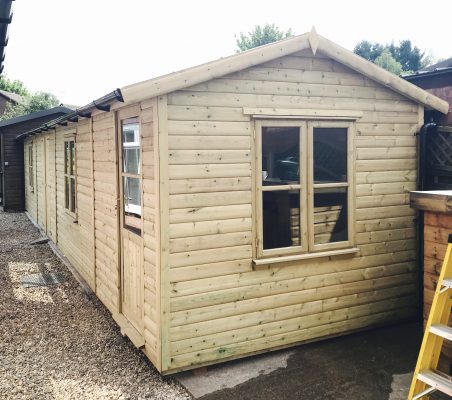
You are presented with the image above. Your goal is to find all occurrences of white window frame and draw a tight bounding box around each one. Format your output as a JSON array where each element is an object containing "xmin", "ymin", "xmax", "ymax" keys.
[
  {"xmin": 28, "ymin": 142, "xmax": 34, "ymax": 192},
  {"xmin": 254, "ymin": 119, "xmax": 355, "ymax": 261},
  {"xmin": 64, "ymin": 137, "xmax": 77, "ymax": 217},
  {"xmin": 119, "ymin": 116, "xmax": 143, "ymax": 234}
]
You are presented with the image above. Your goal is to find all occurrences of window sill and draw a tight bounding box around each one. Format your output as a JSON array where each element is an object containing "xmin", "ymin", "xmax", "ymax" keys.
[
  {"xmin": 253, "ymin": 247, "xmax": 360, "ymax": 269},
  {"xmin": 64, "ymin": 209, "xmax": 78, "ymax": 223}
]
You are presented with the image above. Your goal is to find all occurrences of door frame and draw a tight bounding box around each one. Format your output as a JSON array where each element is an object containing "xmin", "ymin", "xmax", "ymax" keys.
[{"xmin": 116, "ymin": 106, "xmax": 145, "ymax": 334}]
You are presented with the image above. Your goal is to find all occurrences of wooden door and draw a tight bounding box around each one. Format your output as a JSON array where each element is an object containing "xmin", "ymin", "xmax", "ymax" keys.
[
  {"xmin": 118, "ymin": 114, "xmax": 144, "ymax": 334},
  {"xmin": 45, "ymin": 136, "xmax": 55, "ymax": 240},
  {"xmin": 37, "ymin": 138, "xmax": 47, "ymax": 231}
]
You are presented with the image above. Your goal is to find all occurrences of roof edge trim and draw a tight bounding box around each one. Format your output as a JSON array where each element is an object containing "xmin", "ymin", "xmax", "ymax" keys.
[
  {"xmin": 120, "ymin": 31, "xmax": 449, "ymax": 114},
  {"xmin": 316, "ymin": 36, "xmax": 449, "ymax": 114},
  {"xmin": 121, "ymin": 32, "xmax": 311, "ymax": 104},
  {"xmin": 15, "ymin": 89, "xmax": 124, "ymax": 141}
]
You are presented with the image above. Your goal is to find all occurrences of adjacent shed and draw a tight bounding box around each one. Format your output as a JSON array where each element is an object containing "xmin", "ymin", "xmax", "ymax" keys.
[
  {"xmin": 20, "ymin": 30, "xmax": 449, "ymax": 374},
  {"xmin": 0, "ymin": 106, "xmax": 73, "ymax": 211},
  {"xmin": 410, "ymin": 190, "xmax": 452, "ymax": 373}
]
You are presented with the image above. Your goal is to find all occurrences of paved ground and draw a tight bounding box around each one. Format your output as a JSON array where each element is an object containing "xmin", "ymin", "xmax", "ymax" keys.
[
  {"xmin": 177, "ymin": 321, "xmax": 451, "ymax": 400},
  {"xmin": 0, "ymin": 211, "xmax": 190, "ymax": 400},
  {"xmin": 2, "ymin": 211, "xmax": 448, "ymax": 400}
]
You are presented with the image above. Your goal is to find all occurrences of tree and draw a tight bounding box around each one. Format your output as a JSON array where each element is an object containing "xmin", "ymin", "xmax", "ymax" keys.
[
  {"xmin": 0, "ymin": 76, "xmax": 29, "ymax": 96},
  {"xmin": 0, "ymin": 91, "xmax": 60, "ymax": 120},
  {"xmin": 353, "ymin": 40, "xmax": 384, "ymax": 62},
  {"xmin": 374, "ymin": 49, "xmax": 403, "ymax": 75},
  {"xmin": 388, "ymin": 40, "xmax": 424, "ymax": 72},
  {"xmin": 26, "ymin": 91, "xmax": 60, "ymax": 114},
  {"xmin": 354, "ymin": 39, "xmax": 430, "ymax": 75},
  {"xmin": 236, "ymin": 24, "xmax": 294, "ymax": 52}
]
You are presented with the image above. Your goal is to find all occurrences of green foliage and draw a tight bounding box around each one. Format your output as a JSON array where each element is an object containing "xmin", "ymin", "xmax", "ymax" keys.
[
  {"xmin": 0, "ymin": 91, "xmax": 60, "ymax": 121},
  {"xmin": 353, "ymin": 40, "xmax": 384, "ymax": 62},
  {"xmin": 374, "ymin": 49, "xmax": 403, "ymax": 75},
  {"xmin": 0, "ymin": 76, "xmax": 29, "ymax": 96},
  {"xmin": 236, "ymin": 24, "xmax": 294, "ymax": 52},
  {"xmin": 354, "ymin": 39, "xmax": 430, "ymax": 75},
  {"xmin": 26, "ymin": 91, "xmax": 60, "ymax": 114},
  {"xmin": 388, "ymin": 40, "xmax": 424, "ymax": 72}
]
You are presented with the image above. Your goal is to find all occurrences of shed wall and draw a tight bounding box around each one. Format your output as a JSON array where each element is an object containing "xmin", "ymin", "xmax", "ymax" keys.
[
  {"xmin": 23, "ymin": 100, "xmax": 161, "ymax": 369},
  {"xmin": 1, "ymin": 113, "xmax": 67, "ymax": 211},
  {"xmin": 163, "ymin": 50, "xmax": 421, "ymax": 371},
  {"xmin": 1, "ymin": 132, "xmax": 24, "ymax": 210},
  {"xmin": 24, "ymin": 138, "xmax": 37, "ymax": 219}
]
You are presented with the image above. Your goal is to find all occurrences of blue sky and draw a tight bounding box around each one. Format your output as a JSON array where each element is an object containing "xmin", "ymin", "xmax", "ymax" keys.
[{"xmin": 5, "ymin": 0, "xmax": 451, "ymax": 105}]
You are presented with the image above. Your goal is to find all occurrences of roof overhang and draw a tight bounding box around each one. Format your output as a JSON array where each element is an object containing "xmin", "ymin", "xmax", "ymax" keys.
[
  {"xmin": 15, "ymin": 90, "xmax": 124, "ymax": 141},
  {"xmin": 121, "ymin": 28, "xmax": 449, "ymax": 114},
  {"xmin": 404, "ymin": 68, "xmax": 452, "ymax": 82},
  {"xmin": 0, "ymin": 0, "xmax": 13, "ymax": 74}
]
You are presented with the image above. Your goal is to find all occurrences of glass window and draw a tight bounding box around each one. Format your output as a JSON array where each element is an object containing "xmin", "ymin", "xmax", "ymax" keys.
[
  {"xmin": 313, "ymin": 187, "xmax": 348, "ymax": 245},
  {"xmin": 262, "ymin": 127, "xmax": 299, "ymax": 186},
  {"xmin": 64, "ymin": 138, "xmax": 76, "ymax": 215},
  {"xmin": 263, "ymin": 190, "xmax": 301, "ymax": 250},
  {"xmin": 313, "ymin": 128, "xmax": 347, "ymax": 183},
  {"xmin": 28, "ymin": 144, "xmax": 34, "ymax": 190},
  {"xmin": 260, "ymin": 125, "xmax": 303, "ymax": 254},
  {"xmin": 257, "ymin": 121, "xmax": 353, "ymax": 257},
  {"xmin": 121, "ymin": 117, "xmax": 142, "ymax": 234}
]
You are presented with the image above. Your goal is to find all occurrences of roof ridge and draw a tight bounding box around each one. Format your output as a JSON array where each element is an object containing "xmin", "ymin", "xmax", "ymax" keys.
[{"xmin": 120, "ymin": 30, "xmax": 448, "ymax": 114}]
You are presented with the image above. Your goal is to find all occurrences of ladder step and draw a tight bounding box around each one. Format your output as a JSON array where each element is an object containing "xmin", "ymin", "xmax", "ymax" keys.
[
  {"xmin": 430, "ymin": 325, "xmax": 452, "ymax": 341},
  {"xmin": 417, "ymin": 370, "xmax": 452, "ymax": 396},
  {"xmin": 441, "ymin": 278, "xmax": 452, "ymax": 289}
]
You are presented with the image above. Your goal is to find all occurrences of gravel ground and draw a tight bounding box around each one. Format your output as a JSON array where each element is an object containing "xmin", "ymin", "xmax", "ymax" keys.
[{"xmin": 0, "ymin": 211, "xmax": 191, "ymax": 400}]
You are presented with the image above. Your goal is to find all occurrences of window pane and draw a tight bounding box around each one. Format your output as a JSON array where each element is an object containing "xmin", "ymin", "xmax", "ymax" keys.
[
  {"xmin": 70, "ymin": 178, "xmax": 76, "ymax": 213},
  {"xmin": 70, "ymin": 141, "xmax": 75, "ymax": 175},
  {"xmin": 123, "ymin": 176, "xmax": 141, "ymax": 215},
  {"xmin": 122, "ymin": 122, "xmax": 139, "ymax": 143},
  {"xmin": 262, "ymin": 127, "xmax": 299, "ymax": 186},
  {"xmin": 313, "ymin": 127, "xmax": 347, "ymax": 183},
  {"xmin": 123, "ymin": 176, "xmax": 142, "ymax": 233},
  {"xmin": 314, "ymin": 187, "xmax": 348, "ymax": 245},
  {"xmin": 263, "ymin": 190, "xmax": 300, "ymax": 250},
  {"xmin": 123, "ymin": 148, "xmax": 140, "ymax": 174},
  {"xmin": 64, "ymin": 142, "xmax": 69, "ymax": 174},
  {"xmin": 65, "ymin": 177, "xmax": 70, "ymax": 209},
  {"xmin": 29, "ymin": 146, "xmax": 33, "ymax": 188}
]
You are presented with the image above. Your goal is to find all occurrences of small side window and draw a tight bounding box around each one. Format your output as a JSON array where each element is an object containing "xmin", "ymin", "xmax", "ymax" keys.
[
  {"xmin": 64, "ymin": 138, "xmax": 77, "ymax": 215},
  {"xmin": 121, "ymin": 117, "xmax": 142, "ymax": 234},
  {"xmin": 28, "ymin": 144, "xmax": 34, "ymax": 191}
]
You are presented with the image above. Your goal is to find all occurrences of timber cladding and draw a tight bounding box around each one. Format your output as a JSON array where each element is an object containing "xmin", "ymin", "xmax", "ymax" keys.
[
  {"xmin": 164, "ymin": 51, "xmax": 419, "ymax": 371},
  {"xmin": 23, "ymin": 31, "xmax": 448, "ymax": 374}
]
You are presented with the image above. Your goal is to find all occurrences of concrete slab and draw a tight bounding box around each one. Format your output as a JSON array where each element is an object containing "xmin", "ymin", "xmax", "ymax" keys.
[
  {"xmin": 175, "ymin": 322, "xmax": 448, "ymax": 399},
  {"xmin": 176, "ymin": 349, "xmax": 295, "ymax": 398}
]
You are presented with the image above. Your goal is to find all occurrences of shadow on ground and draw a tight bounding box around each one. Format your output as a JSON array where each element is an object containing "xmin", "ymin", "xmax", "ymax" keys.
[{"xmin": 178, "ymin": 321, "xmax": 450, "ymax": 400}]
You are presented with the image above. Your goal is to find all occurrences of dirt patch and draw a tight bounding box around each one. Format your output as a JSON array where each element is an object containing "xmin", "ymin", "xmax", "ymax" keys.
[{"xmin": 0, "ymin": 211, "xmax": 191, "ymax": 400}]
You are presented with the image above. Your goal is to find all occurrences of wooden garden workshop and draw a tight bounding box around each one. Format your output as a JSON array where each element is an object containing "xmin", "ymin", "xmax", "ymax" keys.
[{"xmin": 19, "ymin": 29, "xmax": 449, "ymax": 374}]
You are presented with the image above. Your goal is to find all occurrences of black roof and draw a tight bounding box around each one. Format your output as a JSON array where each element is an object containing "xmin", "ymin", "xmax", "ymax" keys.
[
  {"xmin": 0, "ymin": 106, "xmax": 75, "ymax": 128},
  {"xmin": 418, "ymin": 58, "xmax": 452, "ymax": 72},
  {"xmin": 404, "ymin": 57, "xmax": 452, "ymax": 81},
  {"xmin": 0, "ymin": 0, "xmax": 13, "ymax": 74}
]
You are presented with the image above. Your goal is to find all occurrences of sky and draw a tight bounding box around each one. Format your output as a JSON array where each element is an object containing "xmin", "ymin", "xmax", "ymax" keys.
[{"xmin": 4, "ymin": 0, "xmax": 452, "ymax": 106}]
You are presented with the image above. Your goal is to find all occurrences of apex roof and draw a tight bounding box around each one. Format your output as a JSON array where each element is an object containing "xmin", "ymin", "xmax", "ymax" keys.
[
  {"xmin": 121, "ymin": 28, "xmax": 449, "ymax": 114},
  {"xmin": 0, "ymin": 89, "xmax": 24, "ymax": 104}
]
